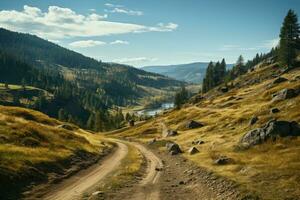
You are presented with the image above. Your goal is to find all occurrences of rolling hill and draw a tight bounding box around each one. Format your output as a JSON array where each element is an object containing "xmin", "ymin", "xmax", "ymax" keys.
[
  {"xmin": 0, "ymin": 28, "xmax": 183, "ymax": 130},
  {"xmin": 142, "ymin": 62, "xmax": 233, "ymax": 83}
]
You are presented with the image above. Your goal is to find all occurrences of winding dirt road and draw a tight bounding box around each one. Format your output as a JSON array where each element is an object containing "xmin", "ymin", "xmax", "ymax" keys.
[
  {"xmin": 42, "ymin": 141, "xmax": 128, "ymax": 200},
  {"xmin": 41, "ymin": 139, "xmax": 163, "ymax": 200}
]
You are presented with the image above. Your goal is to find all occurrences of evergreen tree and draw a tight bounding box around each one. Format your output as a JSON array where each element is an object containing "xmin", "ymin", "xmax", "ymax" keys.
[
  {"xmin": 279, "ymin": 9, "xmax": 300, "ymax": 68},
  {"xmin": 58, "ymin": 108, "xmax": 66, "ymax": 121},
  {"xmin": 21, "ymin": 78, "xmax": 26, "ymax": 91},
  {"xmin": 94, "ymin": 111, "xmax": 103, "ymax": 131},
  {"xmin": 86, "ymin": 113, "xmax": 94, "ymax": 130},
  {"xmin": 174, "ymin": 85, "xmax": 188, "ymax": 109}
]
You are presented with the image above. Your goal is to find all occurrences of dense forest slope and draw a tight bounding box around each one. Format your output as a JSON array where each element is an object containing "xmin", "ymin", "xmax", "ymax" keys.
[
  {"xmin": 0, "ymin": 28, "xmax": 183, "ymax": 130},
  {"xmin": 113, "ymin": 61, "xmax": 300, "ymax": 199}
]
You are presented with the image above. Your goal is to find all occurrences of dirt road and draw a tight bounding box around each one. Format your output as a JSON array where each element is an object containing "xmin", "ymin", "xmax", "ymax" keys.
[
  {"xmin": 42, "ymin": 141, "xmax": 128, "ymax": 200},
  {"xmin": 127, "ymin": 142, "xmax": 163, "ymax": 200},
  {"xmin": 40, "ymin": 138, "xmax": 243, "ymax": 200}
]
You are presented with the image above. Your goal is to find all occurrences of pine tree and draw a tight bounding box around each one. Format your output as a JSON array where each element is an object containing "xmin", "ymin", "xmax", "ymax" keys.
[
  {"xmin": 86, "ymin": 113, "xmax": 94, "ymax": 130},
  {"xmin": 58, "ymin": 108, "xmax": 66, "ymax": 121},
  {"xmin": 279, "ymin": 9, "xmax": 300, "ymax": 68},
  {"xmin": 174, "ymin": 85, "xmax": 188, "ymax": 109},
  {"xmin": 94, "ymin": 112, "xmax": 103, "ymax": 131},
  {"xmin": 220, "ymin": 58, "xmax": 226, "ymax": 81}
]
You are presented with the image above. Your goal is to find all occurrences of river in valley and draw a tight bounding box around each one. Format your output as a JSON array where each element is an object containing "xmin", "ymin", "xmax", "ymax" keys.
[{"xmin": 136, "ymin": 102, "xmax": 174, "ymax": 116}]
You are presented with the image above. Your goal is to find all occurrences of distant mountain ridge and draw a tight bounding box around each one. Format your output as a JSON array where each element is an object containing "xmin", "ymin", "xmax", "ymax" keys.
[{"xmin": 142, "ymin": 62, "xmax": 233, "ymax": 83}]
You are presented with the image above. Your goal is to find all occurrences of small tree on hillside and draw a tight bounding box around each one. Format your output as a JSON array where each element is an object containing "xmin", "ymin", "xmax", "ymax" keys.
[
  {"xmin": 279, "ymin": 9, "xmax": 300, "ymax": 68},
  {"xmin": 174, "ymin": 85, "xmax": 188, "ymax": 109}
]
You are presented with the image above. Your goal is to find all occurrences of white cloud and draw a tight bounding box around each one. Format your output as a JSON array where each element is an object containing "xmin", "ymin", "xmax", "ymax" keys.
[
  {"xmin": 69, "ymin": 40, "xmax": 106, "ymax": 48},
  {"xmin": 220, "ymin": 38, "xmax": 279, "ymax": 52},
  {"xmin": 145, "ymin": 22, "xmax": 178, "ymax": 32},
  {"xmin": 105, "ymin": 3, "xmax": 143, "ymax": 16},
  {"xmin": 109, "ymin": 8, "xmax": 143, "ymax": 16},
  {"xmin": 113, "ymin": 57, "xmax": 157, "ymax": 64},
  {"xmin": 89, "ymin": 8, "xmax": 96, "ymax": 12},
  {"xmin": 0, "ymin": 5, "xmax": 177, "ymax": 40},
  {"xmin": 110, "ymin": 40, "xmax": 129, "ymax": 45},
  {"xmin": 104, "ymin": 3, "xmax": 124, "ymax": 8}
]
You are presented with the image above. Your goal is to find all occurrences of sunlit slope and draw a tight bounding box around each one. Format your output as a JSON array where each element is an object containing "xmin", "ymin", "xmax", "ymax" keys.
[
  {"xmin": 0, "ymin": 105, "xmax": 111, "ymax": 199},
  {"xmin": 113, "ymin": 63, "xmax": 300, "ymax": 199}
]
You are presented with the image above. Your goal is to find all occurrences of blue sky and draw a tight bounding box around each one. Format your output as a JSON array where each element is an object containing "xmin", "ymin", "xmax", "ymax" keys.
[{"xmin": 0, "ymin": 0, "xmax": 299, "ymax": 67}]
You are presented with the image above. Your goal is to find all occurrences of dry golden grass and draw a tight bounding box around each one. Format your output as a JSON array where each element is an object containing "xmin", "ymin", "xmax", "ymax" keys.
[
  {"xmin": 115, "ymin": 65, "xmax": 300, "ymax": 199},
  {"xmin": 0, "ymin": 105, "xmax": 110, "ymax": 174}
]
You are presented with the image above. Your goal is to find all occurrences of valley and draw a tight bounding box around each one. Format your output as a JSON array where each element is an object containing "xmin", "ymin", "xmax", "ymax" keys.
[{"xmin": 0, "ymin": 2, "xmax": 300, "ymax": 200}]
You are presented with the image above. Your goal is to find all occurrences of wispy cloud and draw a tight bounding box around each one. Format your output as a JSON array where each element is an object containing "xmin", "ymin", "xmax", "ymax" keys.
[
  {"xmin": 219, "ymin": 38, "xmax": 279, "ymax": 52},
  {"xmin": 109, "ymin": 8, "xmax": 143, "ymax": 16},
  {"xmin": 113, "ymin": 57, "xmax": 157, "ymax": 64},
  {"xmin": 104, "ymin": 3, "xmax": 124, "ymax": 8},
  {"xmin": 110, "ymin": 40, "xmax": 129, "ymax": 45},
  {"xmin": 69, "ymin": 40, "xmax": 106, "ymax": 48},
  {"xmin": 105, "ymin": 3, "xmax": 143, "ymax": 16},
  {"xmin": 0, "ymin": 5, "xmax": 177, "ymax": 40}
]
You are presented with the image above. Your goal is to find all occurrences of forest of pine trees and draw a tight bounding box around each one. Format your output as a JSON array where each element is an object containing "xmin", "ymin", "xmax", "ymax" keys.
[{"xmin": 202, "ymin": 9, "xmax": 299, "ymax": 94}]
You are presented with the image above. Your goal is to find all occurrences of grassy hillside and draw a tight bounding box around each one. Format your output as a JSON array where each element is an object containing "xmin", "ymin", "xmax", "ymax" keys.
[
  {"xmin": 0, "ymin": 28, "xmax": 183, "ymax": 130},
  {"xmin": 0, "ymin": 105, "xmax": 112, "ymax": 199},
  {"xmin": 112, "ymin": 63, "xmax": 300, "ymax": 199}
]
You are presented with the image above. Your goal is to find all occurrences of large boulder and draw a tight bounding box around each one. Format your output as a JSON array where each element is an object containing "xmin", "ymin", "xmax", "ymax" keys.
[
  {"xmin": 240, "ymin": 120, "xmax": 300, "ymax": 146},
  {"xmin": 272, "ymin": 88, "xmax": 297, "ymax": 102},
  {"xmin": 188, "ymin": 147, "xmax": 199, "ymax": 155},
  {"xmin": 186, "ymin": 120, "xmax": 204, "ymax": 129},
  {"xmin": 166, "ymin": 142, "xmax": 182, "ymax": 155}
]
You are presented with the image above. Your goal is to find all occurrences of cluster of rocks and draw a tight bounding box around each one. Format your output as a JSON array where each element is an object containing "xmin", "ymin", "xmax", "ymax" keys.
[{"xmin": 240, "ymin": 119, "xmax": 300, "ymax": 147}]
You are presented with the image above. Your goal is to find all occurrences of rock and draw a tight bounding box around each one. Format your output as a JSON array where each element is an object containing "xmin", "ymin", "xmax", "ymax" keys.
[
  {"xmin": 179, "ymin": 181, "xmax": 185, "ymax": 185},
  {"xmin": 188, "ymin": 147, "xmax": 199, "ymax": 155},
  {"xmin": 186, "ymin": 120, "xmax": 204, "ymax": 129},
  {"xmin": 220, "ymin": 87, "xmax": 229, "ymax": 93},
  {"xmin": 166, "ymin": 142, "xmax": 182, "ymax": 155},
  {"xmin": 155, "ymin": 167, "xmax": 163, "ymax": 171},
  {"xmin": 192, "ymin": 139, "xmax": 205, "ymax": 145},
  {"xmin": 92, "ymin": 191, "xmax": 104, "ymax": 196},
  {"xmin": 214, "ymin": 156, "xmax": 232, "ymax": 165},
  {"xmin": 166, "ymin": 130, "xmax": 178, "ymax": 137},
  {"xmin": 58, "ymin": 124, "xmax": 75, "ymax": 130},
  {"xmin": 270, "ymin": 108, "xmax": 280, "ymax": 114},
  {"xmin": 249, "ymin": 116, "xmax": 258, "ymax": 125},
  {"xmin": 240, "ymin": 120, "xmax": 300, "ymax": 146},
  {"xmin": 272, "ymin": 88, "xmax": 297, "ymax": 102},
  {"xmin": 272, "ymin": 77, "xmax": 288, "ymax": 84}
]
